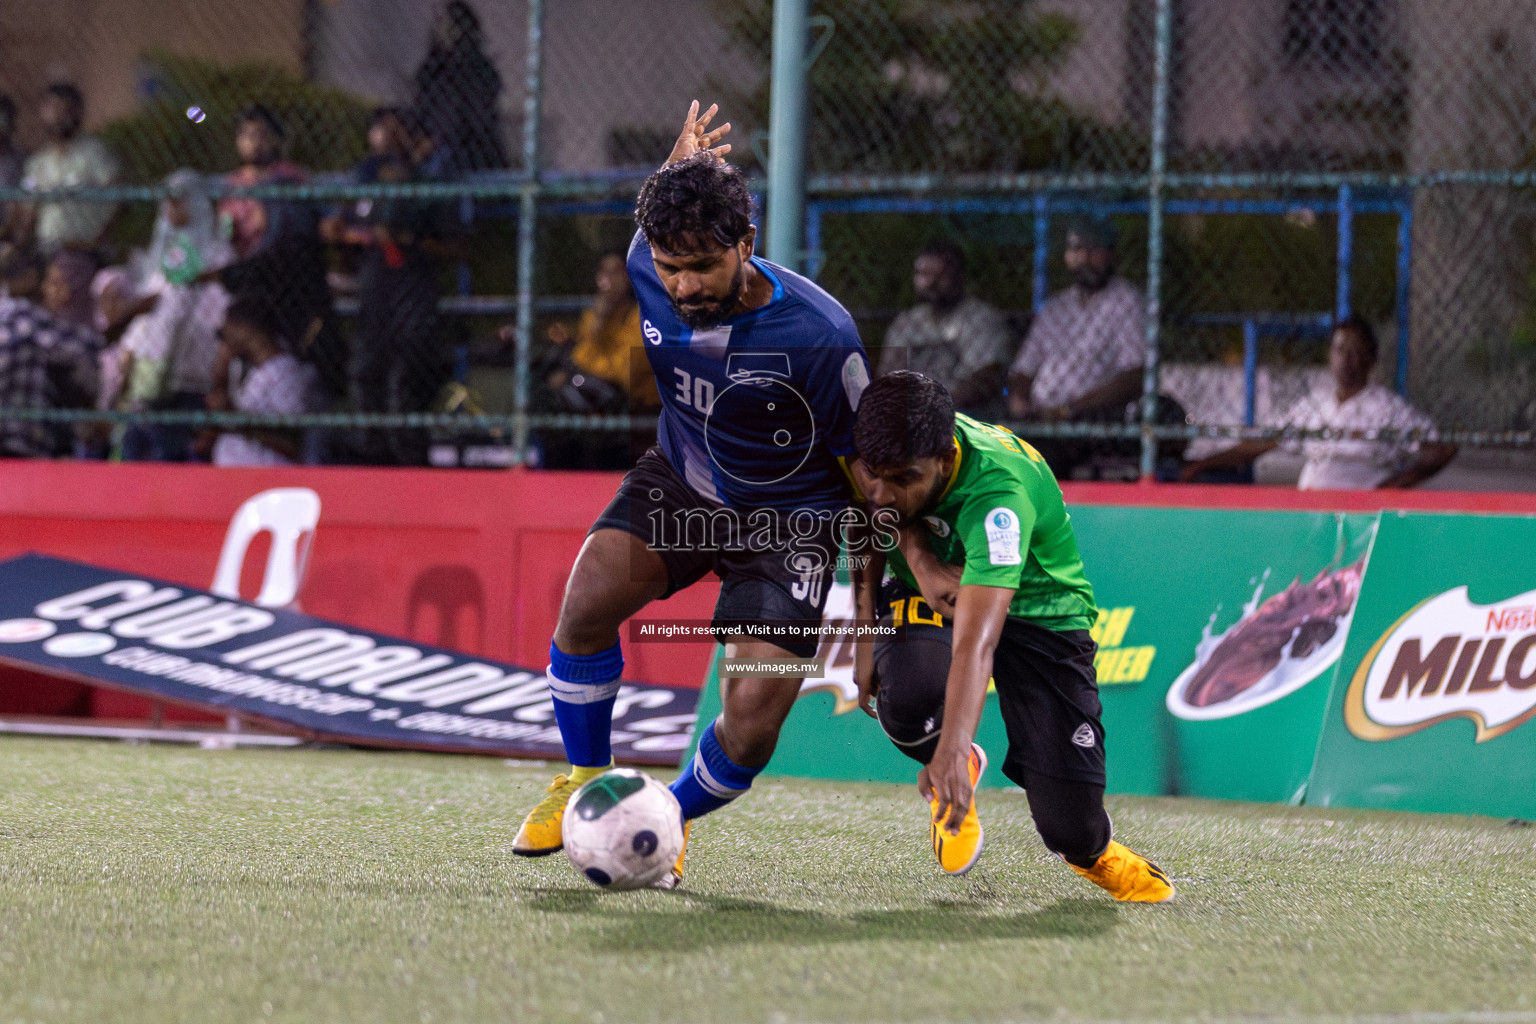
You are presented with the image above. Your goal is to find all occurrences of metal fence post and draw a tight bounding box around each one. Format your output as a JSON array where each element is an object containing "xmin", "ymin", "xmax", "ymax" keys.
[
  {"xmin": 1336, "ymin": 183, "xmax": 1353, "ymax": 320},
  {"xmin": 513, "ymin": 0, "xmax": 546, "ymax": 463},
  {"xmin": 766, "ymin": 0, "xmax": 809, "ymax": 270},
  {"xmin": 1394, "ymin": 195, "xmax": 1413, "ymax": 396},
  {"xmin": 1140, "ymin": 0, "xmax": 1173, "ymax": 481}
]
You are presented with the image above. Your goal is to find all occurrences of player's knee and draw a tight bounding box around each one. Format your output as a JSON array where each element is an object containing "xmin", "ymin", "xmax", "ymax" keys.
[
  {"xmin": 554, "ymin": 577, "xmax": 639, "ymax": 653},
  {"xmin": 713, "ymin": 712, "xmax": 781, "ymax": 768},
  {"xmin": 872, "ymin": 638, "xmax": 949, "ymax": 762},
  {"xmin": 1023, "ymin": 773, "xmax": 1111, "ymax": 867}
]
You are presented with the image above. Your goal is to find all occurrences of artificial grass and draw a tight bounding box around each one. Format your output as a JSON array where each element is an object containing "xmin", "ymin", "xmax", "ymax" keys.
[{"xmin": 0, "ymin": 737, "xmax": 1533, "ymax": 1023}]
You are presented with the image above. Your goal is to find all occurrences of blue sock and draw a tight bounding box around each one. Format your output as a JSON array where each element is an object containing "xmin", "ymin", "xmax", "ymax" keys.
[
  {"xmin": 670, "ymin": 719, "xmax": 762, "ymax": 820},
  {"xmin": 548, "ymin": 640, "xmax": 623, "ymax": 768}
]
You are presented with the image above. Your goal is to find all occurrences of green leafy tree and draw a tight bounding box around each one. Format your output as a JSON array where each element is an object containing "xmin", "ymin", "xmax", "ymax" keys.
[
  {"xmin": 99, "ymin": 52, "xmax": 375, "ymax": 185},
  {"xmin": 712, "ymin": 0, "xmax": 1140, "ymax": 175}
]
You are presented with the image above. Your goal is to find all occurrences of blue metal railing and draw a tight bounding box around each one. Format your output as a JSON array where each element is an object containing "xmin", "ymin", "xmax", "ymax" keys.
[{"xmin": 803, "ymin": 187, "xmax": 1414, "ymax": 400}]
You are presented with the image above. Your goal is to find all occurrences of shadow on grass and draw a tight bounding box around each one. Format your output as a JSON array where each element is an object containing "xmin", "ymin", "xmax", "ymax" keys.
[{"xmin": 523, "ymin": 888, "xmax": 1118, "ymax": 950}]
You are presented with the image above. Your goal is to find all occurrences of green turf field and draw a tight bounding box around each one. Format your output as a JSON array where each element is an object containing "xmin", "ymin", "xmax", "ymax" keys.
[{"xmin": 1, "ymin": 737, "xmax": 1533, "ymax": 1024}]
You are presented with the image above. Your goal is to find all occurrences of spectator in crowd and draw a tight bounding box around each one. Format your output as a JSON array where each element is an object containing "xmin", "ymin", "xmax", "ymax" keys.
[
  {"xmin": 0, "ymin": 94, "xmax": 22, "ymax": 189},
  {"xmin": 17, "ymin": 83, "xmax": 119, "ymax": 255},
  {"xmin": 321, "ymin": 107, "xmax": 456, "ymax": 464},
  {"xmin": 203, "ymin": 294, "xmax": 322, "ymax": 467},
  {"xmin": 413, "ymin": 0, "xmax": 506, "ymax": 175},
  {"xmin": 0, "ymin": 248, "xmax": 100, "ymax": 458},
  {"xmin": 91, "ymin": 266, "xmax": 148, "ymax": 345},
  {"xmin": 40, "ymin": 250, "xmax": 122, "ymax": 460},
  {"xmin": 74, "ymin": 266, "xmax": 141, "ymax": 458},
  {"xmin": 529, "ymin": 251, "xmax": 660, "ymax": 469},
  {"xmin": 878, "ymin": 238, "xmax": 1013, "ymax": 420},
  {"xmin": 39, "ymin": 249, "xmax": 98, "ymax": 330},
  {"xmin": 213, "ymin": 106, "xmax": 342, "ymax": 398},
  {"xmin": 218, "ymin": 104, "xmax": 309, "ymax": 260},
  {"xmin": 0, "ymin": 94, "xmax": 25, "ymax": 248},
  {"xmin": 1179, "ymin": 315, "xmax": 1458, "ymax": 489},
  {"xmin": 1007, "ymin": 217, "xmax": 1146, "ymax": 477},
  {"xmin": 117, "ymin": 171, "xmax": 234, "ymax": 461}
]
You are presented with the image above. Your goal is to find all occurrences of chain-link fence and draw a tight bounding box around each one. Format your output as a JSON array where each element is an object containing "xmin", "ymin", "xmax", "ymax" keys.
[{"xmin": 0, "ymin": 0, "xmax": 1531, "ymax": 479}]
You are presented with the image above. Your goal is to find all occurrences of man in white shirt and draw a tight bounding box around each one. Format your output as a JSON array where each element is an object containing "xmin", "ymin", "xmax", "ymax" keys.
[
  {"xmin": 1006, "ymin": 218, "xmax": 1146, "ymax": 477},
  {"xmin": 879, "ymin": 239, "xmax": 1014, "ymax": 419},
  {"xmin": 17, "ymin": 84, "xmax": 119, "ymax": 255},
  {"xmin": 1180, "ymin": 316, "xmax": 1457, "ymax": 489},
  {"xmin": 1008, "ymin": 218, "xmax": 1145, "ymax": 422}
]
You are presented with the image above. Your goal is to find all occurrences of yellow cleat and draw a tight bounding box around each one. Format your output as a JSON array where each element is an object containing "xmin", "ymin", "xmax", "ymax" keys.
[
  {"xmin": 512, "ymin": 762, "xmax": 612, "ymax": 857},
  {"xmin": 930, "ymin": 743, "xmax": 987, "ymax": 876},
  {"xmin": 1069, "ymin": 840, "xmax": 1175, "ymax": 902},
  {"xmin": 649, "ymin": 820, "xmax": 688, "ymax": 890}
]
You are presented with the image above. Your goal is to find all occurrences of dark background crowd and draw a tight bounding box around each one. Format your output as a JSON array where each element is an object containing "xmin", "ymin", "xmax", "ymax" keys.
[
  {"xmin": 0, "ymin": 1, "xmax": 509, "ymax": 470},
  {"xmin": 0, "ymin": 0, "xmax": 1464, "ymax": 490}
]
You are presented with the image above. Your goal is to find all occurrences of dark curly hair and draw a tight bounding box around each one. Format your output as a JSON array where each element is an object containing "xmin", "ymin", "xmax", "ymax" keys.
[
  {"xmin": 635, "ymin": 153, "xmax": 755, "ymax": 255},
  {"xmin": 854, "ymin": 371, "xmax": 957, "ymax": 468},
  {"xmin": 223, "ymin": 292, "xmax": 289, "ymax": 346},
  {"xmin": 1334, "ymin": 312, "xmax": 1378, "ymax": 363},
  {"xmin": 236, "ymin": 102, "xmax": 285, "ymax": 139}
]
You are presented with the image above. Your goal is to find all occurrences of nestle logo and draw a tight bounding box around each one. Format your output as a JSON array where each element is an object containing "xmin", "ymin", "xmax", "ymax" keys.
[
  {"xmin": 1487, "ymin": 605, "xmax": 1536, "ymax": 633},
  {"xmin": 1348, "ymin": 585, "xmax": 1536, "ymax": 743}
]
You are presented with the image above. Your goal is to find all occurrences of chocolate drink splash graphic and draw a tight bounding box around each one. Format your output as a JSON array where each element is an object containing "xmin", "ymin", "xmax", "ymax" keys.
[{"xmin": 1183, "ymin": 560, "xmax": 1365, "ymax": 708}]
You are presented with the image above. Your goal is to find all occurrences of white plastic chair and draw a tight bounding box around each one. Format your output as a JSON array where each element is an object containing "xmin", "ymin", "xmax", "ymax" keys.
[{"xmin": 211, "ymin": 488, "xmax": 322, "ymax": 608}]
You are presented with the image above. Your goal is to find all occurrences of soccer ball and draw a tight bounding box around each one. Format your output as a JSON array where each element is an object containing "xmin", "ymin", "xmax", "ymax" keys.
[{"xmin": 562, "ymin": 769, "xmax": 684, "ymax": 891}]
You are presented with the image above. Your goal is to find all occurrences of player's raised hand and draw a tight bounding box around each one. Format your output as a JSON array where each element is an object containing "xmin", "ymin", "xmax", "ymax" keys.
[{"xmin": 665, "ymin": 100, "xmax": 733, "ymax": 166}]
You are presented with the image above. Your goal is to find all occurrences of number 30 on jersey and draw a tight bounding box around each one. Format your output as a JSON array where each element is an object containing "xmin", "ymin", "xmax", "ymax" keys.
[{"xmin": 672, "ymin": 368, "xmax": 715, "ymax": 415}]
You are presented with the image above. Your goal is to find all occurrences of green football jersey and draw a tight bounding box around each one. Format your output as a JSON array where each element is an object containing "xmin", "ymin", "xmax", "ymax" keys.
[{"xmin": 886, "ymin": 414, "xmax": 1098, "ymax": 631}]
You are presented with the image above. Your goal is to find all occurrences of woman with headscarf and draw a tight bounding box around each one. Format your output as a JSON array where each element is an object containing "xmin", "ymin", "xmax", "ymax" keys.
[{"xmin": 118, "ymin": 169, "xmax": 234, "ymax": 461}]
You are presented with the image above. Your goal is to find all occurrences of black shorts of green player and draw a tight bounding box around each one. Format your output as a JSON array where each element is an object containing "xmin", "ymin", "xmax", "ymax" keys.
[
  {"xmin": 849, "ymin": 370, "xmax": 1136, "ymax": 871},
  {"xmin": 872, "ymin": 578, "xmax": 1109, "ymax": 865}
]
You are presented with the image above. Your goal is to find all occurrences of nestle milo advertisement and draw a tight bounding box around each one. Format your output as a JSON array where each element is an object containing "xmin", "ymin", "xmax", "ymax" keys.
[
  {"xmin": 1308, "ymin": 512, "xmax": 1536, "ymax": 819},
  {"xmin": 1075, "ymin": 508, "xmax": 1378, "ymax": 801}
]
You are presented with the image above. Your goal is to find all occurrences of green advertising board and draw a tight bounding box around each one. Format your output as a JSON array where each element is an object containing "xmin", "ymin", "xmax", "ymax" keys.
[
  {"xmin": 1308, "ymin": 512, "xmax": 1536, "ymax": 819},
  {"xmin": 1073, "ymin": 507, "xmax": 1376, "ymax": 801},
  {"xmin": 686, "ymin": 507, "xmax": 1371, "ymax": 803}
]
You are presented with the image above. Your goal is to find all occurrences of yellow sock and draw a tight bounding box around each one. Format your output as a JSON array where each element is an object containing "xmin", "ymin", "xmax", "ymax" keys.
[{"xmin": 569, "ymin": 761, "xmax": 612, "ymax": 785}]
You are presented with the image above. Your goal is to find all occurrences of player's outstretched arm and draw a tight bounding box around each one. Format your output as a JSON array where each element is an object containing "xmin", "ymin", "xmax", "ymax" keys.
[
  {"xmin": 664, "ymin": 100, "xmax": 733, "ymax": 167},
  {"xmin": 918, "ymin": 584, "xmax": 1014, "ymax": 835}
]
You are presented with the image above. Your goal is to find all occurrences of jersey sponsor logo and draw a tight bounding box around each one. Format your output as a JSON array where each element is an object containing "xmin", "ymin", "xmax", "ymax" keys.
[
  {"xmin": 842, "ymin": 353, "xmax": 870, "ymax": 411},
  {"xmin": 921, "ymin": 515, "xmax": 950, "ymax": 538},
  {"xmin": 726, "ymin": 352, "xmax": 790, "ymax": 383},
  {"xmin": 643, "ymin": 319, "xmax": 662, "ymax": 346},
  {"xmin": 983, "ymin": 507, "xmax": 1021, "ymax": 566},
  {"xmin": 1071, "ymin": 723, "xmax": 1096, "ymax": 748},
  {"xmin": 1168, "ymin": 563, "xmax": 1363, "ymax": 721},
  {"xmin": 1345, "ymin": 585, "xmax": 1536, "ymax": 743}
]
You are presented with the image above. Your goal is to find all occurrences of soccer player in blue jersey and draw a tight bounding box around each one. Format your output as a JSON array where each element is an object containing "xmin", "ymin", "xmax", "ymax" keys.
[{"xmin": 513, "ymin": 103, "xmax": 873, "ymax": 888}]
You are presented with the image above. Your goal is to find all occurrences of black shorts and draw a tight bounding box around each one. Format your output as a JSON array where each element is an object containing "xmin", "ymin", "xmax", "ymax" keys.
[
  {"xmin": 874, "ymin": 578, "xmax": 1106, "ymax": 786},
  {"xmin": 591, "ymin": 446, "xmax": 839, "ymax": 659}
]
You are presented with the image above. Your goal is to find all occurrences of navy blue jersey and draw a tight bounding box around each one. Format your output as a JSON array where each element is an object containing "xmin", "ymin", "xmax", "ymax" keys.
[{"xmin": 627, "ymin": 232, "xmax": 871, "ymax": 513}]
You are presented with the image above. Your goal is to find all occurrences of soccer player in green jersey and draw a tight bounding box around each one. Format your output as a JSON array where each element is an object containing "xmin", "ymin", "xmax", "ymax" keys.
[{"xmin": 848, "ymin": 370, "xmax": 1173, "ymax": 901}]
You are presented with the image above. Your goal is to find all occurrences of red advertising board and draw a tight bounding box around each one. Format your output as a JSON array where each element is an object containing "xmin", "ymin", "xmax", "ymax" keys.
[
  {"xmin": 0, "ymin": 463, "xmax": 723, "ymax": 720},
  {"xmin": 0, "ymin": 461, "xmax": 1529, "ymax": 726}
]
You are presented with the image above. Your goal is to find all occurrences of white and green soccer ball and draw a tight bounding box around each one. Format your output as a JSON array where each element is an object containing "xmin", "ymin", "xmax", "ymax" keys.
[{"xmin": 562, "ymin": 769, "xmax": 684, "ymax": 890}]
